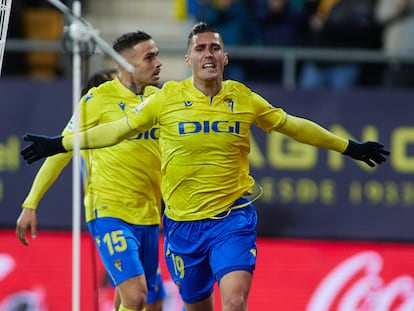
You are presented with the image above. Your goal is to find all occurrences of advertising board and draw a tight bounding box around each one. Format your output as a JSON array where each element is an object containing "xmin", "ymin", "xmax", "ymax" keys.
[{"xmin": 1, "ymin": 230, "xmax": 413, "ymax": 310}]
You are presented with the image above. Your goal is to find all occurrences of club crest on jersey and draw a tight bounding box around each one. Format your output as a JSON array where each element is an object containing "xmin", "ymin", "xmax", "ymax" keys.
[
  {"xmin": 118, "ymin": 102, "xmax": 126, "ymax": 111},
  {"xmin": 225, "ymin": 99, "xmax": 234, "ymax": 112},
  {"xmin": 184, "ymin": 101, "xmax": 192, "ymax": 107}
]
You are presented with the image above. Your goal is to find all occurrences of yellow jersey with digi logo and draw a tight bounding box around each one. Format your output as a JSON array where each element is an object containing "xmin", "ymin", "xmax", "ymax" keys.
[
  {"xmin": 126, "ymin": 77, "xmax": 287, "ymax": 221},
  {"xmin": 64, "ymin": 77, "xmax": 162, "ymax": 224}
]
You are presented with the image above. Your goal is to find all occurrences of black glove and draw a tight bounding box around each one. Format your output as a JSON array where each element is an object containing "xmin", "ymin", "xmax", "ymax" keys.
[
  {"xmin": 343, "ymin": 140, "xmax": 390, "ymax": 167},
  {"xmin": 20, "ymin": 133, "xmax": 67, "ymax": 164}
]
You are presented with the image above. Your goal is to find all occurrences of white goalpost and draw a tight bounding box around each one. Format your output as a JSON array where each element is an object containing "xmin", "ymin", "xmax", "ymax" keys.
[{"xmin": 0, "ymin": 0, "xmax": 12, "ymax": 76}]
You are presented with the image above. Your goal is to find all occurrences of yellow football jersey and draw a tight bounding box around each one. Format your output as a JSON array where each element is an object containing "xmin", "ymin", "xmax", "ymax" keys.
[
  {"xmin": 64, "ymin": 78, "xmax": 162, "ymax": 224},
  {"xmin": 126, "ymin": 77, "xmax": 287, "ymax": 221}
]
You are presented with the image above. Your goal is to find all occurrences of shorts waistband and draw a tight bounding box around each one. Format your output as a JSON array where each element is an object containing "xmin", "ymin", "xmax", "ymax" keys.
[{"xmin": 210, "ymin": 197, "xmax": 251, "ymax": 220}]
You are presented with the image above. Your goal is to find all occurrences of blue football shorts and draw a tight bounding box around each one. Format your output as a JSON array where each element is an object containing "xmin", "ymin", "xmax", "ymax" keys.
[
  {"xmin": 163, "ymin": 198, "xmax": 258, "ymax": 304},
  {"xmin": 88, "ymin": 217, "xmax": 165, "ymax": 303}
]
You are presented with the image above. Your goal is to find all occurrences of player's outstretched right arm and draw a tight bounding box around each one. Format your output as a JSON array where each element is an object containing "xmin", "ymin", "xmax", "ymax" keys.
[
  {"xmin": 21, "ymin": 117, "xmax": 135, "ymax": 164},
  {"xmin": 16, "ymin": 152, "xmax": 72, "ymax": 245},
  {"xmin": 20, "ymin": 134, "xmax": 67, "ymax": 164}
]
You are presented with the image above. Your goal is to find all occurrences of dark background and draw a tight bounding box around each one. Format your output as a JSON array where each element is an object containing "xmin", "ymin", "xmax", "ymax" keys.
[{"xmin": 1, "ymin": 79, "xmax": 413, "ymax": 242}]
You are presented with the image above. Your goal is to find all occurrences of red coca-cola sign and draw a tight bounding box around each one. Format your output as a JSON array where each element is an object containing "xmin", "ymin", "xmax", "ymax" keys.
[
  {"xmin": 307, "ymin": 251, "xmax": 414, "ymax": 310},
  {"xmin": 246, "ymin": 239, "xmax": 414, "ymax": 310}
]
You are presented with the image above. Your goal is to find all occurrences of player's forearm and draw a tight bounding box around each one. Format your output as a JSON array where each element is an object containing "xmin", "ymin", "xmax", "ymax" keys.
[
  {"xmin": 276, "ymin": 115, "xmax": 349, "ymax": 153},
  {"xmin": 22, "ymin": 152, "xmax": 72, "ymax": 209},
  {"xmin": 62, "ymin": 118, "xmax": 134, "ymax": 151}
]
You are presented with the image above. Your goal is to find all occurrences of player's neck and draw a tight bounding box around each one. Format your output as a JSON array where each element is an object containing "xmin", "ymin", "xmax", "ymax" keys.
[
  {"xmin": 128, "ymin": 83, "xmax": 145, "ymax": 95},
  {"xmin": 193, "ymin": 79, "xmax": 222, "ymax": 97},
  {"xmin": 119, "ymin": 77, "xmax": 145, "ymax": 95}
]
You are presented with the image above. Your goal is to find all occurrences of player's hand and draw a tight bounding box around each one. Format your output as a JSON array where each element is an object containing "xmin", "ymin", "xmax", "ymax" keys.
[
  {"xmin": 20, "ymin": 133, "xmax": 66, "ymax": 164},
  {"xmin": 16, "ymin": 208, "xmax": 38, "ymax": 246},
  {"xmin": 343, "ymin": 140, "xmax": 390, "ymax": 167}
]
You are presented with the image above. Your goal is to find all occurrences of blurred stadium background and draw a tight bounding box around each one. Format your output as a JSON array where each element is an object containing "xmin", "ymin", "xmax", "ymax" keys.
[{"xmin": 1, "ymin": 0, "xmax": 414, "ymax": 310}]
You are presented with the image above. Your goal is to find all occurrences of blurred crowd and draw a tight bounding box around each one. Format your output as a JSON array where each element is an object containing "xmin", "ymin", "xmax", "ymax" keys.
[
  {"xmin": 185, "ymin": 0, "xmax": 414, "ymax": 89},
  {"xmin": 3, "ymin": 0, "xmax": 414, "ymax": 89}
]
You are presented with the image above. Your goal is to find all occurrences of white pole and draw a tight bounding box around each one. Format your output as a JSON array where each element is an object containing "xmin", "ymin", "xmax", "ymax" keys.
[
  {"xmin": 0, "ymin": 0, "xmax": 12, "ymax": 76},
  {"xmin": 71, "ymin": 2, "xmax": 82, "ymax": 310}
]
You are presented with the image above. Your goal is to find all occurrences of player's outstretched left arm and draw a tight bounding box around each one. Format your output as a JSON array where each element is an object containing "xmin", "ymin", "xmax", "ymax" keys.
[
  {"xmin": 342, "ymin": 140, "xmax": 389, "ymax": 167},
  {"xmin": 276, "ymin": 114, "xmax": 390, "ymax": 167}
]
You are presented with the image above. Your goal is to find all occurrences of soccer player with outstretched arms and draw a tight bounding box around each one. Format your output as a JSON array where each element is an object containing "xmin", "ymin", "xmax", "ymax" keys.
[{"xmin": 21, "ymin": 22, "xmax": 389, "ymax": 311}]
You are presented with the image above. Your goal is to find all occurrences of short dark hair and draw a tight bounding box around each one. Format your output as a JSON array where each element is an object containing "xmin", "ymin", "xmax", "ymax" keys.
[
  {"xmin": 81, "ymin": 68, "xmax": 118, "ymax": 96},
  {"xmin": 187, "ymin": 22, "xmax": 220, "ymax": 48},
  {"xmin": 112, "ymin": 31, "xmax": 152, "ymax": 53}
]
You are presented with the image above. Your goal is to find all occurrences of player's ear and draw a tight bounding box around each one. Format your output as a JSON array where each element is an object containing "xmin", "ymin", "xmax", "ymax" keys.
[
  {"xmin": 184, "ymin": 54, "xmax": 191, "ymax": 67},
  {"xmin": 223, "ymin": 52, "xmax": 229, "ymax": 66}
]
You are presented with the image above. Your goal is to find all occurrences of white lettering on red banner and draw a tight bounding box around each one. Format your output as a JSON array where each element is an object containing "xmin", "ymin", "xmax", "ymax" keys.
[{"xmin": 307, "ymin": 251, "xmax": 414, "ymax": 311}]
